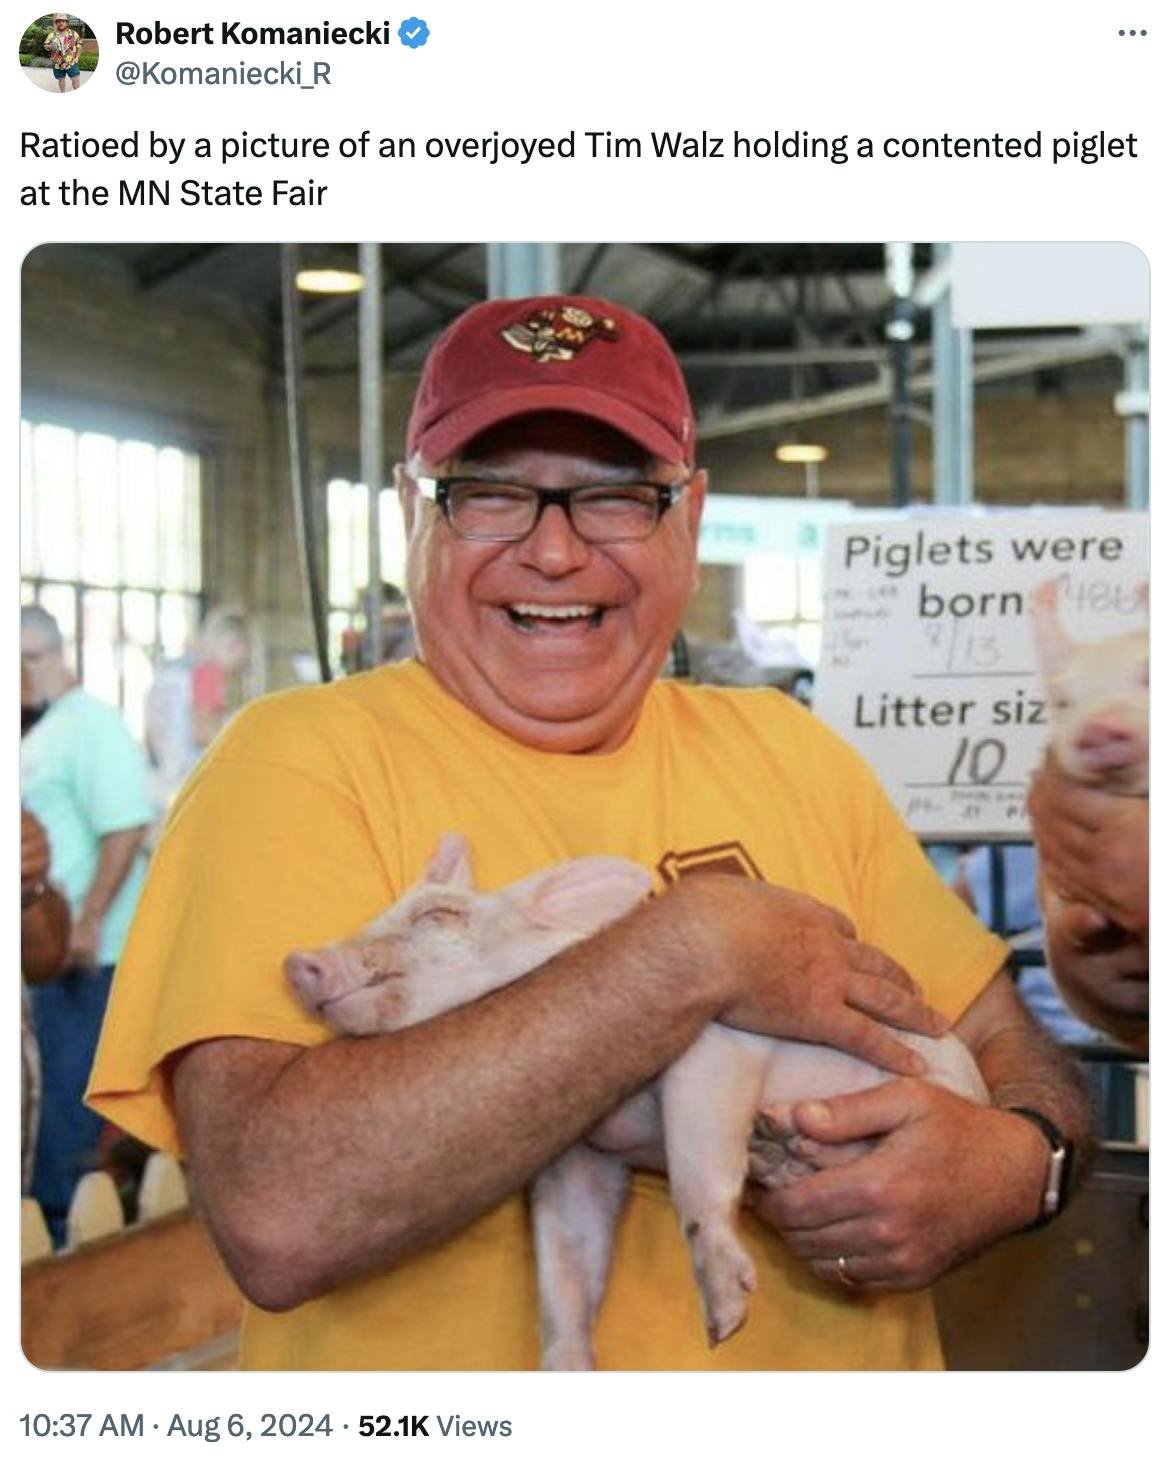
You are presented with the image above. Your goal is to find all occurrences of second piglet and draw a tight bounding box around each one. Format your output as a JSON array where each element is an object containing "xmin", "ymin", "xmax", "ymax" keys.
[
  {"xmin": 286, "ymin": 834, "xmax": 987, "ymax": 1368},
  {"xmin": 1027, "ymin": 577, "xmax": 1149, "ymax": 1031},
  {"xmin": 1029, "ymin": 577, "xmax": 1148, "ymax": 797}
]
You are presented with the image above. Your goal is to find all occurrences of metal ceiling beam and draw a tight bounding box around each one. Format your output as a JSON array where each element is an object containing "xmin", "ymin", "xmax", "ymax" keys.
[
  {"xmin": 571, "ymin": 242, "xmax": 610, "ymax": 295},
  {"xmin": 695, "ymin": 336, "xmax": 1122, "ymax": 441},
  {"xmin": 136, "ymin": 243, "xmax": 228, "ymax": 290},
  {"xmin": 678, "ymin": 335, "xmax": 1094, "ymax": 370},
  {"xmin": 300, "ymin": 243, "xmax": 473, "ymax": 338},
  {"xmin": 681, "ymin": 346, "xmax": 903, "ymax": 368}
]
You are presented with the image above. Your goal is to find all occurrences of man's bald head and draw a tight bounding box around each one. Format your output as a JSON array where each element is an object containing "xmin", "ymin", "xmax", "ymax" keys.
[
  {"xmin": 21, "ymin": 605, "xmax": 72, "ymax": 703},
  {"xmin": 20, "ymin": 605, "xmax": 63, "ymax": 653}
]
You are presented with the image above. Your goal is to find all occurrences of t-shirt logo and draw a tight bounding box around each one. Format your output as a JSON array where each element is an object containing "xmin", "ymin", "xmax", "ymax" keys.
[
  {"xmin": 657, "ymin": 841, "xmax": 764, "ymax": 885},
  {"xmin": 500, "ymin": 305, "xmax": 619, "ymax": 364}
]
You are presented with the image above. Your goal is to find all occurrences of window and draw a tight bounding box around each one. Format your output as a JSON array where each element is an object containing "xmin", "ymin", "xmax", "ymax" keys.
[
  {"xmin": 20, "ymin": 419, "xmax": 203, "ymax": 739},
  {"xmin": 742, "ymin": 553, "xmax": 825, "ymax": 667},
  {"xmin": 326, "ymin": 477, "xmax": 407, "ymax": 666}
]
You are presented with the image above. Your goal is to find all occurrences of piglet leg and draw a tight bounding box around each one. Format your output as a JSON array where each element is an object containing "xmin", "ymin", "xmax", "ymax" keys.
[
  {"xmin": 528, "ymin": 1144, "xmax": 630, "ymax": 1371},
  {"xmin": 661, "ymin": 1027, "xmax": 768, "ymax": 1346}
]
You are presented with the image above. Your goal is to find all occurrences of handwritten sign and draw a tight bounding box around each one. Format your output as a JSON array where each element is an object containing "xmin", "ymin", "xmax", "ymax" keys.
[{"xmin": 814, "ymin": 511, "xmax": 1149, "ymax": 839}]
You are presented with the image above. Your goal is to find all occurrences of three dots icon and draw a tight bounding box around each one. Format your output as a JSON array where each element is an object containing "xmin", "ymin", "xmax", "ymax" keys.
[{"xmin": 1118, "ymin": 29, "xmax": 1148, "ymax": 35}]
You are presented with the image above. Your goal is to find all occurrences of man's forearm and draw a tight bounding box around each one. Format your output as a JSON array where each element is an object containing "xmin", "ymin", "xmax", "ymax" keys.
[
  {"xmin": 176, "ymin": 888, "xmax": 725, "ymax": 1310},
  {"xmin": 82, "ymin": 825, "xmax": 147, "ymax": 923},
  {"xmin": 966, "ymin": 996, "xmax": 1095, "ymax": 1177}
]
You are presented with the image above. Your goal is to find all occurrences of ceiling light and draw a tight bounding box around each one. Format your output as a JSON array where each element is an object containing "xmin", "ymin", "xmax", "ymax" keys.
[
  {"xmin": 775, "ymin": 443, "xmax": 829, "ymax": 464},
  {"xmin": 295, "ymin": 267, "xmax": 365, "ymax": 295}
]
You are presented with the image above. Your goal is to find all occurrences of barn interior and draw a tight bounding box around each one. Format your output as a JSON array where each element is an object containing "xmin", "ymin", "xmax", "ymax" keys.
[{"xmin": 20, "ymin": 241, "xmax": 1148, "ymax": 1373}]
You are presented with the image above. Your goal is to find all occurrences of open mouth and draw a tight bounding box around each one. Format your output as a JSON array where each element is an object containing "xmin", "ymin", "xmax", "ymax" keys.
[{"xmin": 505, "ymin": 602, "xmax": 607, "ymax": 632}]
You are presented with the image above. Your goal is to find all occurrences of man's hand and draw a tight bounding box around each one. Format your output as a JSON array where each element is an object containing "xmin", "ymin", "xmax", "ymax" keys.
[
  {"xmin": 750, "ymin": 1081, "xmax": 1047, "ymax": 1290},
  {"xmin": 67, "ymin": 824, "xmax": 147, "ymax": 973},
  {"xmin": 67, "ymin": 909, "xmax": 102, "ymax": 971},
  {"xmin": 1044, "ymin": 901, "xmax": 1148, "ymax": 1050},
  {"xmin": 676, "ymin": 876, "xmax": 950, "ymax": 1080},
  {"xmin": 1028, "ymin": 753, "xmax": 1148, "ymax": 933}
]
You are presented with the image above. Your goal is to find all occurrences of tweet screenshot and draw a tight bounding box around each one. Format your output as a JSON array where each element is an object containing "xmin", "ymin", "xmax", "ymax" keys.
[{"xmin": 8, "ymin": 1, "xmax": 1165, "ymax": 1458}]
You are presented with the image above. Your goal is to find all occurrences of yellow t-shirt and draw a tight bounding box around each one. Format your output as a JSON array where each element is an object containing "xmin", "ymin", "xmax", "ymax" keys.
[{"xmin": 88, "ymin": 659, "xmax": 1007, "ymax": 1370}]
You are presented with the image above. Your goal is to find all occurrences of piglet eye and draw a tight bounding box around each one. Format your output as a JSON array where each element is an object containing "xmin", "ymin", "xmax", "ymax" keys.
[{"xmin": 410, "ymin": 904, "xmax": 464, "ymax": 927}]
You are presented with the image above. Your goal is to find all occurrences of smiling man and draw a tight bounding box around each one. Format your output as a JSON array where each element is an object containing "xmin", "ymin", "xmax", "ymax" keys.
[{"xmin": 89, "ymin": 295, "xmax": 1089, "ymax": 1370}]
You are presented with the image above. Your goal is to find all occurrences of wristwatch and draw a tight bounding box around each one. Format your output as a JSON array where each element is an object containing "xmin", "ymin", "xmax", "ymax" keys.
[
  {"xmin": 1006, "ymin": 1106, "xmax": 1074, "ymax": 1231},
  {"xmin": 21, "ymin": 879, "xmax": 48, "ymax": 910}
]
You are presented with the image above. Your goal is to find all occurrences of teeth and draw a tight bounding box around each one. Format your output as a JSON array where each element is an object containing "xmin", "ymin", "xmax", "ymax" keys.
[{"xmin": 510, "ymin": 603, "xmax": 598, "ymax": 620}]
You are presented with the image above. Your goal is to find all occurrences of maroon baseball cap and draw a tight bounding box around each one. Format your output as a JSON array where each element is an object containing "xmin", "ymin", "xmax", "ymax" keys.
[{"xmin": 407, "ymin": 295, "xmax": 696, "ymax": 467}]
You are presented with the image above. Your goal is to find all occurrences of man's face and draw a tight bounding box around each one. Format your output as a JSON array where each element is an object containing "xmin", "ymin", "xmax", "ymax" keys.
[
  {"xmin": 54, "ymin": 17, "xmax": 68, "ymax": 28},
  {"xmin": 20, "ymin": 629, "xmax": 64, "ymax": 703},
  {"xmin": 402, "ymin": 414, "xmax": 706, "ymax": 753},
  {"xmin": 210, "ymin": 631, "xmax": 250, "ymax": 676}
]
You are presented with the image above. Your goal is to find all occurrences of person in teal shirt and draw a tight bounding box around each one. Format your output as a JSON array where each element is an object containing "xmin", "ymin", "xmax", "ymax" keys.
[{"xmin": 20, "ymin": 605, "xmax": 153, "ymax": 1243}]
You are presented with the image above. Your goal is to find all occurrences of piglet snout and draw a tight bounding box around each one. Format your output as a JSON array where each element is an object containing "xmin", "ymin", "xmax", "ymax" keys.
[
  {"xmin": 285, "ymin": 950, "xmax": 330, "ymax": 1006},
  {"xmin": 1073, "ymin": 717, "xmax": 1147, "ymax": 774}
]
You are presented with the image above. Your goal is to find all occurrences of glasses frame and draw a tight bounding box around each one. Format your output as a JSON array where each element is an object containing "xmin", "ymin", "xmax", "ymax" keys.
[{"xmin": 414, "ymin": 475, "xmax": 689, "ymax": 545}]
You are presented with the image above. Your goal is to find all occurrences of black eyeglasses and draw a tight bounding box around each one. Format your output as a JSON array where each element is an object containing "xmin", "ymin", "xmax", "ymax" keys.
[{"xmin": 415, "ymin": 476, "xmax": 688, "ymax": 545}]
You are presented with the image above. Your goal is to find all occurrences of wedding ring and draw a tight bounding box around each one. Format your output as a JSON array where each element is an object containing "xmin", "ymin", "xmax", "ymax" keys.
[{"xmin": 836, "ymin": 1254, "xmax": 860, "ymax": 1289}]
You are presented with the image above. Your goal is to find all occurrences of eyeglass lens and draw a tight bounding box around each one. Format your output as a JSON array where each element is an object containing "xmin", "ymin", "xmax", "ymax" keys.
[{"xmin": 447, "ymin": 483, "xmax": 663, "ymax": 542}]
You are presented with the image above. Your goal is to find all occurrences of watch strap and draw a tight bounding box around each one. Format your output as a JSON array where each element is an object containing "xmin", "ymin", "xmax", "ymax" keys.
[{"xmin": 1005, "ymin": 1105, "xmax": 1073, "ymax": 1231}]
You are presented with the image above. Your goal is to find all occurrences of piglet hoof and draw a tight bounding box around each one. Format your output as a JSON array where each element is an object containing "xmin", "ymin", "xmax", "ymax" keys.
[
  {"xmin": 684, "ymin": 1221, "xmax": 757, "ymax": 1346},
  {"xmin": 749, "ymin": 1152, "xmax": 817, "ymax": 1188},
  {"xmin": 748, "ymin": 1111, "xmax": 810, "ymax": 1188},
  {"xmin": 540, "ymin": 1338, "xmax": 597, "ymax": 1371}
]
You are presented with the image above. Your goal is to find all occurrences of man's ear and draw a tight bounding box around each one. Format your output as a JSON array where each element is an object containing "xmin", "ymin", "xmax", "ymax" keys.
[
  {"xmin": 422, "ymin": 833, "xmax": 474, "ymax": 890},
  {"xmin": 686, "ymin": 468, "xmax": 707, "ymax": 590},
  {"xmin": 396, "ymin": 463, "xmax": 418, "ymax": 537},
  {"xmin": 685, "ymin": 468, "xmax": 708, "ymax": 542}
]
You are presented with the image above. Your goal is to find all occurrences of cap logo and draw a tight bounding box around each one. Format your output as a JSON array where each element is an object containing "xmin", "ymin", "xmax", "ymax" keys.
[{"xmin": 500, "ymin": 305, "xmax": 618, "ymax": 364}]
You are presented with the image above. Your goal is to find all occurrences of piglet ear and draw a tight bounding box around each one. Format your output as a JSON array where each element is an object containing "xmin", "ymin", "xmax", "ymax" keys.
[
  {"xmin": 422, "ymin": 832, "xmax": 474, "ymax": 890},
  {"xmin": 513, "ymin": 858, "xmax": 653, "ymax": 935},
  {"xmin": 1028, "ymin": 577, "xmax": 1073, "ymax": 675}
]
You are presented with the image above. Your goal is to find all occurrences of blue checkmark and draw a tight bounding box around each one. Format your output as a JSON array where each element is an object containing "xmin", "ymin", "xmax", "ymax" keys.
[{"xmin": 398, "ymin": 17, "xmax": 430, "ymax": 48}]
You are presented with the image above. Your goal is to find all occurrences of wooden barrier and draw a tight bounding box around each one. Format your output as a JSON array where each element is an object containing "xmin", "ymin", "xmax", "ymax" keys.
[{"xmin": 22, "ymin": 1208, "xmax": 242, "ymax": 1370}]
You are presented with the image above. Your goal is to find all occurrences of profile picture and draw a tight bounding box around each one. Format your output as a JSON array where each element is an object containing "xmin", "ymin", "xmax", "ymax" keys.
[{"xmin": 20, "ymin": 13, "xmax": 98, "ymax": 92}]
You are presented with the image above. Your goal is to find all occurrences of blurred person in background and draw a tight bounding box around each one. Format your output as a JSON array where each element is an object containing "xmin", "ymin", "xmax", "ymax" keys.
[
  {"xmin": 20, "ymin": 604, "xmax": 152, "ymax": 1243},
  {"xmin": 144, "ymin": 606, "xmax": 252, "ymax": 831},
  {"xmin": 955, "ymin": 844, "xmax": 1102, "ymax": 1047},
  {"xmin": 339, "ymin": 582, "xmax": 417, "ymax": 675}
]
